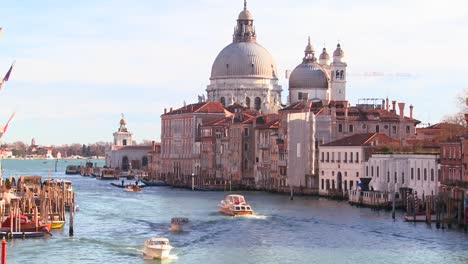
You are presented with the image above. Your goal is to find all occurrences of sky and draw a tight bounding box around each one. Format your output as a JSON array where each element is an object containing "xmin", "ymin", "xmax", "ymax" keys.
[{"xmin": 0, "ymin": 0, "xmax": 467, "ymax": 145}]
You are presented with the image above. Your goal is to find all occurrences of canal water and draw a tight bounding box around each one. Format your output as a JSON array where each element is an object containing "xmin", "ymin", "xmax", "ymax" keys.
[{"xmin": 2, "ymin": 159, "xmax": 467, "ymax": 264}]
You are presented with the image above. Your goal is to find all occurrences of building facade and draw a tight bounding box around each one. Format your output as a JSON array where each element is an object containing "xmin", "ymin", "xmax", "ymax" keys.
[{"xmin": 366, "ymin": 153, "xmax": 440, "ymax": 198}]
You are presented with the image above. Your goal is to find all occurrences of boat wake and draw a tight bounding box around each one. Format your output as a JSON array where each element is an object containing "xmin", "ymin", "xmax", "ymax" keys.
[
  {"xmin": 242, "ymin": 214, "xmax": 269, "ymax": 220},
  {"xmin": 143, "ymin": 254, "xmax": 179, "ymax": 261}
]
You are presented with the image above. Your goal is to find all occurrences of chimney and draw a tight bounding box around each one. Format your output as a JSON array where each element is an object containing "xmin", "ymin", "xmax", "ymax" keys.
[
  {"xmin": 386, "ymin": 98, "xmax": 390, "ymax": 111},
  {"xmin": 164, "ymin": 108, "xmax": 167, "ymax": 114},
  {"xmin": 152, "ymin": 141, "xmax": 156, "ymax": 152},
  {"xmin": 409, "ymin": 105, "xmax": 414, "ymax": 119},
  {"xmin": 398, "ymin": 102, "xmax": 405, "ymax": 120},
  {"xmin": 170, "ymin": 107, "xmax": 173, "ymax": 112},
  {"xmin": 464, "ymin": 114, "xmax": 468, "ymax": 134},
  {"xmin": 392, "ymin": 101, "xmax": 396, "ymax": 113}
]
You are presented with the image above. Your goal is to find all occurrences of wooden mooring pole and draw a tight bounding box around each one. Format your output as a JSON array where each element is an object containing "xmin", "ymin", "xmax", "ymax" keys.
[{"xmin": 1, "ymin": 237, "xmax": 6, "ymax": 264}]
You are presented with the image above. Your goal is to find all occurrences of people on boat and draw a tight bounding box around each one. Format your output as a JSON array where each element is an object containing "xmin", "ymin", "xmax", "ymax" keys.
[{"xmin": 122, "ymin": 180, "xmax": 124, "ymax": 186}]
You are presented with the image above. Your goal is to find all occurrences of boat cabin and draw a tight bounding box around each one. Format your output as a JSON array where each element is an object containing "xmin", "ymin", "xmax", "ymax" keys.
[{"xmin": 147, "ymin": 238, "xmax": 170, "ymax": 246}]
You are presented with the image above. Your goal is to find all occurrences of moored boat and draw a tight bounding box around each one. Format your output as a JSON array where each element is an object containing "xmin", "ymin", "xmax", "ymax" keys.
[
  {"xmin": 141, "ymin": 179, "xmax": 169, "ymax": 187},
  {"xmin": 404, "ymin": 212, "xmax": 437, "ymax": 222},
  {"xmin": 170, "ymin": 217, "xmax": 190, "ymax": 232},
  {"xmin": 218, "ymin": 194, "xmax": 254, "ymax": 216},
  {"xmin": 65, "ymin": 165, "xmax": 80, "ymax": 175},
  {"xmin": 1, "ymin": 215, "xmax": 51, "ymax": 232},
  {"xmin": 97, "ymin": 168, "xmax": 118, "ymax": 180},
  {"xmin": 0, "ymin": 230, "xmax": 51, "ymax": 239},
  {"xmin": 143, "ymin": 237, "xmax": 173, "ymax": 259},
  {"xmin": 51, "ymin": 220, "xmax": 65, "ymax": 229}
]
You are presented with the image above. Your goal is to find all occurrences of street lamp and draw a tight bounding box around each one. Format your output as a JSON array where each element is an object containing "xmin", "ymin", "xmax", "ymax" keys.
[{"xmin": 192, "ymin": 173, "xmax": 195, "ymax": 191}]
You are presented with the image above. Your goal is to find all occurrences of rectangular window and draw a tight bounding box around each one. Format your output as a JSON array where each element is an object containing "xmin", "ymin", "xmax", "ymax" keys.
[
  {"xmin": 424, "ymin": 169, "xmax": 427, "ymax": 181},
  {"xmin": 321, "ymin": 152, "xmax": 324, "ymax": 162},
  {"xmin": 377, "ymin": 166, "xmax": 380, "ymax": 177},
  {"xmin": 402, "ymin": 172, "xmax": 405, "ymax": 184},
  {"xmin": 338, "ymin": 124, "xmax": 343, "ymax": 133},
  {"xmin": 417, "ymin": 168, "xmax": 421, "ymax": 180},
  {"xmin": 338, "ymin": 152, "xmax": 341, "ymax": 163},
  {"xmin": 431, "ymin": 169, "xmax": 434, "ymax": 181},
  {"xmin": 326, "ymin": 152, "xmax": 329, "ymax": 162},
  {"xmin": 349, "ymin": 125, "xmax": 354, "ymax": 133},
  {"xmin": 394, "ymin": 172, "xmax": 397, "ymax": 183},
  {"xmin": 411, "ymin": 168, "xmax": 414, "ymax": 180},
  {"xmin": 297, "ymin": 143, "xmax": 301, "ymax": 158},
  {"xmin": 244, "ymin": 128, "xmax": 249, "ymax": 137},
  {"xmin": 350, "ymin": 152, "xmax": 353, "ymax": 163},
  {"xmin": 355, "ymin": 152, "xmax": 359, "ymax": 163},
  {"xmin": 344, "ymin": 152, "xmax": 347, "ymax": 163}
]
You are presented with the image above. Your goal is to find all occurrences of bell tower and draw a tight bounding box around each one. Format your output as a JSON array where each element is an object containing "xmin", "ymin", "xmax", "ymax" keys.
[
  {"xmin": 113, "ymin": 114, "xmax": 133, "ymax": 146},
  {"xmin": 330, "ymin": 43, "xmax": 347, "ymax": 101}
]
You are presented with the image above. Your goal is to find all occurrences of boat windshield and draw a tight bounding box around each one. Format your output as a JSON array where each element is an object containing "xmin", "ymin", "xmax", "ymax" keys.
[
  {"xmin": 230, "ymin": 196, "xmax": 245, "ymax": 204},
  {"xmin": 148, "ymin": 240, "xmax": 168, "ymax": 246}
]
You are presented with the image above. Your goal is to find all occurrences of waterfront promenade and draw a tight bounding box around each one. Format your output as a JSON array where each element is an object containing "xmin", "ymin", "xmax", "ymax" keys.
[{"xmin": 2, "ymin": 159, "xmax": 468, "ymax": 264}]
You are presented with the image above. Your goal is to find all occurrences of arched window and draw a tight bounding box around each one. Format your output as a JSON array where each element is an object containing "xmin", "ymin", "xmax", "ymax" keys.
[
  {"xmin": 376, "ymin": 125, "xmax": 380, "ymax": 133},
  {"xmin": 220, "ymin": 97, "xmax": 226, "ymax": 107},
  {"xmin": 335, "ymin": 70, "xmax": 340, "ymax": 80},
  {"xmin": 254, "ymin": 97, "xmax": 261, "ymax": 111},
  {"xmin": 417, "ymin": 168, "xmax": 421, "ymax": 180},
  {"xmin": 424, "ymin": 168, "xmax": 427, "ymax": 181},
  {"xmin": 246, "ymin": 97, "xmax": 251, "ymax": 108},
  {"xmin": 340, "ymin": 70, "xmax": 344, "ymax": 80},
  {"xmin": 431, "ymin": 169, "xmax": 435, "ymax": 181}
]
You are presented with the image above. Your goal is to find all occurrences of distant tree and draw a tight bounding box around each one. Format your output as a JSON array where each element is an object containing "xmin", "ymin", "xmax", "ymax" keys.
[{"xmin": 442, "ymin": 90, "xmax": 468, "ymax": 127}]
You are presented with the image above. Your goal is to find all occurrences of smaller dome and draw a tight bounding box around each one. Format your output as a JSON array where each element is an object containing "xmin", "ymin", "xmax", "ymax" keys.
[
  {"xmin": 120, "ymin": 118, "xmax": 126, "ymax": 126},
  {"xmin": 333, "ymin": 43, "xmax": 344, "ymax": 57},
  {"xmin": 289, "ymin": 63, "xmax": 329, "ymax": 89},
  {"xmin": 319, "ymin": 48, "xmax": 330, "ymax": 60},
  {"xmin": 238, "ymin": 9, "xmax": 253, "ymax": 20}
]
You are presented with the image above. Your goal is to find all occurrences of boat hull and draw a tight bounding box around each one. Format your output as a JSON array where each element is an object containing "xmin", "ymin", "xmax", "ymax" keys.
[
  {"xmin": 0, "ymin": 231, "xmax": 51, "ymax": 238},
  {"xmin": 143, "ymin": 246, "xmax": 172, "ymax": 259},
  {"xmin": 51, "ymin": 221, "xmax": 65, "ymax": 229},
  {"xmin": 219, "ymin": 206, "xmax": 254, "ymax": 216}
]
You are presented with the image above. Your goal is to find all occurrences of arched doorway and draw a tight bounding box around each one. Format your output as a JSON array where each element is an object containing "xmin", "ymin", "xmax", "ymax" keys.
[
  {"xmin": 142, "ymin": 156, "xmax": 149, "ymax": 167},
  {"xmin": 122, "ymin": 156, "xmax": 130, "ymax": 171},
  {"xmin": 245, "ymin": 97, "xmax": 251, "ymax": 108},
  {"xmin": 337, "ymin": 172, "xmax": 343, "ymax": 190}
]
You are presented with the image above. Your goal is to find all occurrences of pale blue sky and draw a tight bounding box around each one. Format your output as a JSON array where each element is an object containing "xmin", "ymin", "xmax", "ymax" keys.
[{"xmin": 1, "ymin": 0, "xmax": 467, "ymax": 145}]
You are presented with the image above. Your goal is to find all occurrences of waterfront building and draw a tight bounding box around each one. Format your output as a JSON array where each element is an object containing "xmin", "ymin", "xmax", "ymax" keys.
[
  {"xmin": 206, "ymin": 1, "xmax": 282, "ymax": 114},
  {"xmin": 160, "ymin": 101, "xmax": 227, "ymax": 186},
  {"xmin": 105, "ymin": 116, "xmax": 153, "ymax": 171},
  {"xmin": 365, "ymin": 153, "xmax": 440, "ymax": 198},
  {"xmin": 253, "ymin": 114, "xmax": 280, "ymax": 190},
  {"xmin": 319, "ymin": 133, "xmax": 398, "ymax": 197}
]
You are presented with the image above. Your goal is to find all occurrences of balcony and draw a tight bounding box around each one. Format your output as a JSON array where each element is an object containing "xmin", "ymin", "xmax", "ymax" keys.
[{"xmin": 259, "ymin": 143, "xmax": 270, "ymax": 149}]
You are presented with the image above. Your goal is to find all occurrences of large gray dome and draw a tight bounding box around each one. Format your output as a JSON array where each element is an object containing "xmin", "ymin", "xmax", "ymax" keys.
[
  {"xmin": 289, "ymin": 63, "xmax": 329, "ymax": 89},
  {"xmin": 210, "ymin": 42, "xmax": 278, "ymax": 80}
]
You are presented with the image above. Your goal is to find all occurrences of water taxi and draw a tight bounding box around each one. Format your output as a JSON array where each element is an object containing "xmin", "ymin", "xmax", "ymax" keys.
[
  {"xmin": 218, "ymin": 194, "xmax": 254, "ymax": 216},
  {"xmin": 143, "ymin": 237, "xmax": 173, "ymax": 259},
  {"xmin": 124, "ymin": 185, "xmax": 142, "ymax": 193},
  {"xmin": 97, "ymin": 168, "xmax": 118, "ymax": 180},
  {"xmin": 170, "ymin": 217, "xmax": 190, "ymax": 232}
]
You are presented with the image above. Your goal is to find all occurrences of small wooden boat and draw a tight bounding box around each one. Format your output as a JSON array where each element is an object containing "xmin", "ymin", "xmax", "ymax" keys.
[
  {"xmin": 124, "ymin": 185, "xmax": 142, "ymax": 193},
  {"xmin": 141, "ymin": 180, "xmax": 169, "ymax": 187},
  {"xmin": 51, "ymin": 220, "xmax": 65, "ymax": 229},
  {"xmin": 170, "ymin": 217, "xmax": 190, "ymax": 232},
  {"xmin": 1, "ymin": 215, "xmax": 51, "ymax": 232},
  {"xmin": 404, "ymin": 212, "xmax": 436, "ymax": 222}
]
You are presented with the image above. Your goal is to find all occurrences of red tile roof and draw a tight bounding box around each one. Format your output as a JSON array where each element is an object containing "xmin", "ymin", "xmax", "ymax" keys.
[{"xmin": 322, "ymin": 133, "xmax": 398, "ymax": 147}]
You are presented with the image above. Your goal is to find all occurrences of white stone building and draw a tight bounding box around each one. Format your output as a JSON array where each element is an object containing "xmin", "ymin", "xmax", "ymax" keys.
[
  {"xmin": 318, "ymin": 133, "xmax": 398, "ymax": 196},
  {"xmin": 105, "ymin": 117, "xmax": 152, "ymax": 171},
  {"xmin": 206, "ymin": 1, "xmax": 282, "ymax": 114},
  {"xmin": 365, "ymin": 153, "xmax": 440, "ymax": 197}
]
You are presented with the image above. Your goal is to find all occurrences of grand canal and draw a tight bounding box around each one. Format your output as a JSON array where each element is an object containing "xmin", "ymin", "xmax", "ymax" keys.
[{"xmin": 2, "ymin": 159, "xmax": 468, "ymax": 264}]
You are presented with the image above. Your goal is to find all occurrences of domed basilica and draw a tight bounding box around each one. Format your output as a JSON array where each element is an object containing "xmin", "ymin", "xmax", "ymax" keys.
[{"xmin": 206, "ymin": 1, "xmax": 347, "ymax": 113}]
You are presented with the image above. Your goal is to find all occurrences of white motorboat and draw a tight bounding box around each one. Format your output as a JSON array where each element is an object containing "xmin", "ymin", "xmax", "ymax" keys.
[
  {"xmin": 170, "ymin": 217, "xmax": 190, "ymax": 232},
  {"xmin": 143, "ymin": 237, "xmax": 173, "ymax": 259},
  {"xmin": 218, "ymin": 194, "xmax": 254, "ymax": 216}
]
